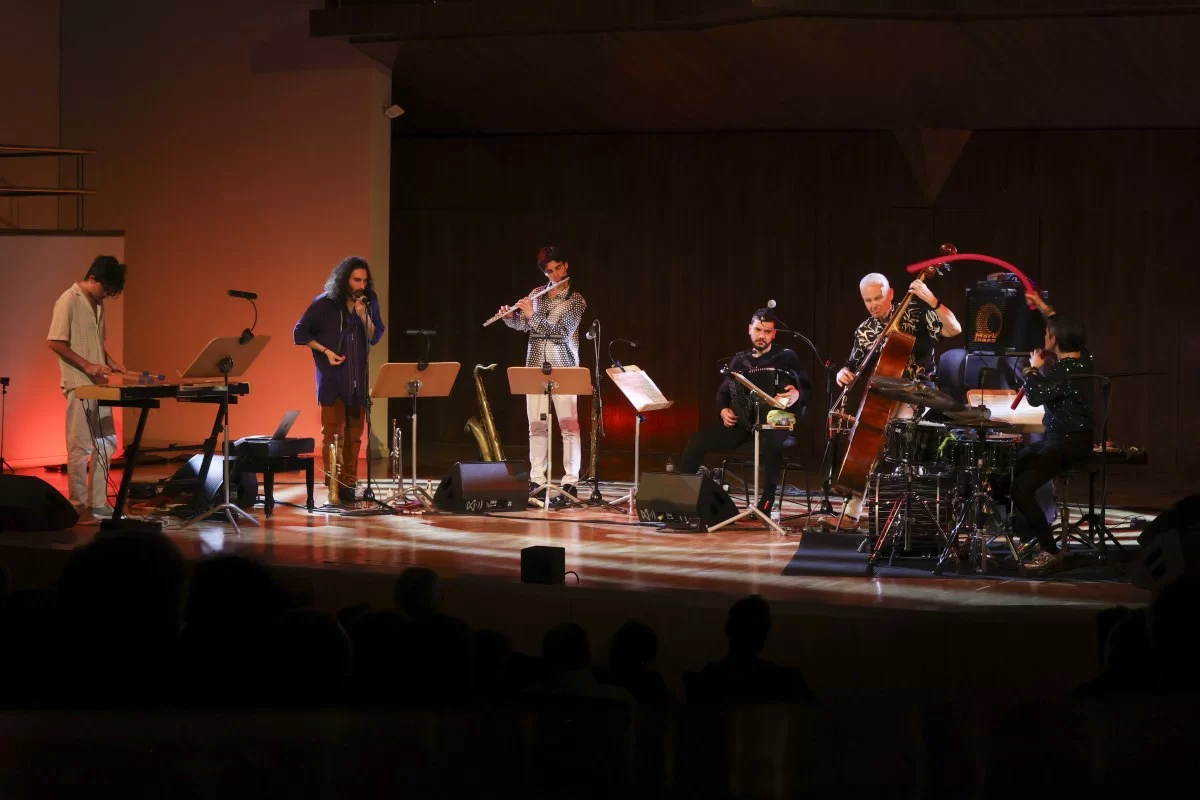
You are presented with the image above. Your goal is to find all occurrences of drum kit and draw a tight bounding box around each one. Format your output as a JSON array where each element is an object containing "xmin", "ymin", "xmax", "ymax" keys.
[{"xmin": 862, "ymin": 376, "xmax": 1022, "ymax": 576}]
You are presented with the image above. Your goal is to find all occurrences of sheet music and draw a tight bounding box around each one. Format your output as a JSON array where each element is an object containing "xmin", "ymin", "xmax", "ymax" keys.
[
  {"xmin": 607, "ymin": 366, "xmax": 673, "ymax": 412},
  {"xmin": 730, "ymin": 371, "xmax": 788, "ymax": 410}
]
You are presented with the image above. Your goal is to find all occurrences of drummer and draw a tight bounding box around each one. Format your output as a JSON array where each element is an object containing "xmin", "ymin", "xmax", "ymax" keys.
[{"xmin": 829, "ymin": 272, "xmax": 962, "ymax": 529}]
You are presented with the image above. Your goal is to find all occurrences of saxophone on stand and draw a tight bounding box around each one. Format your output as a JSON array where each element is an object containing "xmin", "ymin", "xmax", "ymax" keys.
[{"xmin": 465, "ymin": 363, "xmax": 505, "ymax": 461}]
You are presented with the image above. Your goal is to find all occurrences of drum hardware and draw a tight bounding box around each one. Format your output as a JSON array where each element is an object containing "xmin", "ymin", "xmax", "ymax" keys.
[
  {"xmin": 934, "ymin": 423, "xmax": 1020, "ymax": 575},
  {"xmin": 864, "ymin": 414, "xmax": 951, "ymax": 577},
  {"xmin": 869, "ymin": 376, "xmax": 964, "ymax": 412}
]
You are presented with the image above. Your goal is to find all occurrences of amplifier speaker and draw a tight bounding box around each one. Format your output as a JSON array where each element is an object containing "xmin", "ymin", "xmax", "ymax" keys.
[
  {"xmin": 521, "ymin": 545, "xmax": 566, "ymax": 585},
  {"xmin": 965, "ymin": 284, "xmax": 1049, "ymax": 355},
  {"xmin": 433, "ymin": 461, "xmax": 530, "ymax": 513},
  {"xmin": 636, "ymin": 472, "xmax": 738, "ymax": 531},
  {"xmin": 163, "ymin": 454, "xmax": 257, "ymax": 509},
  {"xmin": 0, "ymin": 475, "xmax": 79, "ymax": 532}
]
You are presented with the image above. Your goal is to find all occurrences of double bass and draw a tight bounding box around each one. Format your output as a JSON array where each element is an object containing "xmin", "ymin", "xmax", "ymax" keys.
[{"xmin": 831, "ymin": 245, "xmax": 955, "ymax": 497}]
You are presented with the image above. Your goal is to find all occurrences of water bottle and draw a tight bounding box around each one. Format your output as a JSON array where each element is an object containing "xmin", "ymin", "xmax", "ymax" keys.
[
  {"xmin": 665, "ymin": 457, "xmax": 674, "ymax": 474},
  {"xmin": 770, "ymin": 503, "xmax": 781, "ymax": 526}
]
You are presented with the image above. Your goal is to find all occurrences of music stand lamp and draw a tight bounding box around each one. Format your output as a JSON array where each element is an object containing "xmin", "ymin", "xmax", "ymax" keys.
[
  {"xmin": 508, "ymin": 366, "xmax": 592, "ymax": 510},
  {"xmin": 708, "ymin": 372, "xmax": 790, "ymax": 536},
  {"xmin": 604, "ymin": 366, "xmax": 673, "ymax": 516},
  {"xmin": 371, "ymin": 361, "xmax": 459, "ymax": 509},
  {"xmin": 179, "ymin": 334, "xmax": 272, "ymax": 533}
]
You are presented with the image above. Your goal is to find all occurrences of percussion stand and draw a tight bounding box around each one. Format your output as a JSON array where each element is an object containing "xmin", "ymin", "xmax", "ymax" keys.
[
  {"xmin": 709, "ymin": 395, "xmax": 787, "ymax": 536},
  {"xmin": 865, "ymin": 416, "xmax": 948, "ymax": 576},
  {"xmin": 933, "ymin": 424, "xmax": 1014, "ymax": 575}
]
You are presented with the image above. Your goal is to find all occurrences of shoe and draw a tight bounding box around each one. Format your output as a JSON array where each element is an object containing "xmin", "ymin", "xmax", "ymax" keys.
[
  {"xmin": 91, "ymin": 505, "xmax": 115, "ymax": 520},
  {"xmin": 338, "ymin": 487, "xmax": 357, "ymax": 505},
  {"xmin": 1022, "ymin": 549, "xmax": 1064, "ymax": 574},
  {"xmin": 550, "ymin": 485, "xmax": 579, "ymax": 509},
  {"xmin": 75, "ymin": 511, "xmax": 100, "ymax": 526},
  {"xmin": 756, "ymin": 487, "xmax": 776, "ymax": 516}
]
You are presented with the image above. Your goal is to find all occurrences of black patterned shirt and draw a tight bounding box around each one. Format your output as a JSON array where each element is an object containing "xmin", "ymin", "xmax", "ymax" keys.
[
  {"xmin": 845, "ymin": 302, "xmax": 944, "ymax": 384},
  {"xmin": 504, "ymin": 283, "xmax": 587, "ymax": 368}
]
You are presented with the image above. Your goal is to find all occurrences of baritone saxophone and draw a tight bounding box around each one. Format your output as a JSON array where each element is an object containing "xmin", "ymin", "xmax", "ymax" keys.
[{"xmin": 464, "ymin": 363, "xmax": 505, "ymax": 461}]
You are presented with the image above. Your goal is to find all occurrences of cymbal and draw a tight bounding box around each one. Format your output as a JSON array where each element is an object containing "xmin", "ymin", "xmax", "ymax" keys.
[{"xmin": 869, "ymin": 377, "xmax": 963, "ymax": 411}]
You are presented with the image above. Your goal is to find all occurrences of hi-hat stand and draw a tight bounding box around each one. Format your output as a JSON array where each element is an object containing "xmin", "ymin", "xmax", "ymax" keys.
[{"xmin": 865, "ymin": 417, "xmax": 949, "ymax": 576}]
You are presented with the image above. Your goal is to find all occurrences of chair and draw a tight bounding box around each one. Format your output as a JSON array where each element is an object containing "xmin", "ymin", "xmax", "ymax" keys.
[{"xmin": 1052, "ymin": 374, "xmax": 1122, "ymax": 556}]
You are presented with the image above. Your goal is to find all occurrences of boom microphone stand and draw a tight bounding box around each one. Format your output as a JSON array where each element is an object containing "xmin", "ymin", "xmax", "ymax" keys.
[
  {"xmin": 583, "ymin": 319, "xmax": 605, "ymax": 505},
  {"xmin": 776, "ymin": 328, "xmax": 838, "ymax": 519},
  {"xmin": 354, "ymin": 300, "xmax": 397, "ymax": 515}
]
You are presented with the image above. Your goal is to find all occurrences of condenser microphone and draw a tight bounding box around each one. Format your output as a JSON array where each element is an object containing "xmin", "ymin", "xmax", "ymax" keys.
[
  {"xmin": 767, "ymin": 299, "xmax": 777, "ymax": 309},
  {"xmin": 405, "ymin": 329, "xmax": 437, "ymax": 336},
  {"xmin": 585, "ymin": 319, "xmax": 599, "ymax": 340},
  {"xmin": 228, "ymin": 289, "xmax": 258, "ymax": 300}
]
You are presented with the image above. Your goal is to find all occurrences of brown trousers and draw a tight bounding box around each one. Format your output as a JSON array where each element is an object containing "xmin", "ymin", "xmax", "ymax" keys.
[{"xmin": 320, "ymin": 399, "xmax": 365, "ymax": 495}]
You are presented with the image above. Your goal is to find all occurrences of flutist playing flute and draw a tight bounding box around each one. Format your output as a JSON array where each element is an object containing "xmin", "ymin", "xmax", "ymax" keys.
[{"xmin": 497, "ymin": 246, "xmax": 587, "ymax": 507}]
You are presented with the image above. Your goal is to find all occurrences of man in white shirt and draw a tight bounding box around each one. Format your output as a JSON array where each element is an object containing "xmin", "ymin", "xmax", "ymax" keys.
[{"xmin": 47, "ymin": 256, "xmax": 127, "ymax": 521}]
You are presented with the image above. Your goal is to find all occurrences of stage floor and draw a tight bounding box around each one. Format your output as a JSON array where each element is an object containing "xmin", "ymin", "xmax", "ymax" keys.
[{"xmin": 1, "ymin": 463, "xmax": 1158, "ymax": 614}]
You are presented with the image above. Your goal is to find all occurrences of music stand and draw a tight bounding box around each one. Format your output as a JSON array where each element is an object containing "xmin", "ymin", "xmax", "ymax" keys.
[
  {"xmin": 371, "ymin": 362, "xmax": 460, "ymax": 508},
  {"xmin": 179, "ymin": 335, "xmax": 272, "ymax": 533},
  {"xmin": 708, "ymin": 371, "xmax": 791, "ymax": 536},
  {"xmin": 508, "ymin": 366, "xmax": 592, "ymax": 510},
  {"xmin": 605, "ymin": 366, "xmax": 673, "ymax": 516}
]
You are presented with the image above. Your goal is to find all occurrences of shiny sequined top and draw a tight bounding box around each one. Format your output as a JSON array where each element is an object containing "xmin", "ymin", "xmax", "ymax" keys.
[{"xmin": 1021, "ymin": 349, "xmax": 1095, "ymax": 436}]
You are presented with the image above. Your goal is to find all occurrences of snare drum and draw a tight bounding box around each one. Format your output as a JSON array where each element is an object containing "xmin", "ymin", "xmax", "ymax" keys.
[
  {"xmin": 954, "ymin": 435, "xmax": 1020, "ymax": 475},
  {"xmin": 883, "ymin": 419, "xmax": 952, "ymax": 473}
]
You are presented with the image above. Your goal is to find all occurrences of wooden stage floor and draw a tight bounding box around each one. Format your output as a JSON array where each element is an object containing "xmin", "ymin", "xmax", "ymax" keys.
[{"xmin": 1, "ymin": 463, "xmax": 1160, "ymax": 614}]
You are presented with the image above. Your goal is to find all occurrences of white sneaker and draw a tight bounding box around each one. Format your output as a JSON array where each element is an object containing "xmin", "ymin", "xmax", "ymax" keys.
[{"xmin": 91, "ymin": 505, "xmax": 115, "ymax": 519}]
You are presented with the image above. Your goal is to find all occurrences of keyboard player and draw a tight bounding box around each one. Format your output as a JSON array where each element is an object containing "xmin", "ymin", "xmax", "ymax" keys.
[{"xmin": 46, "ymin": 256, "xmax": 128, "ymax": 522}]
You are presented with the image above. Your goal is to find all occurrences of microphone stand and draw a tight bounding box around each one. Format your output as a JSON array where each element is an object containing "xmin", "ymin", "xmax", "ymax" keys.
[
  {"xmin": 356, "ymin": 296, "xmax": 395, "ymax": 515},
  {"xmin": 584, "ymin": 321, "xmax": 605, "ymax": 505},
  {"xmin": 777, "ymin": 328, "xmax": 838, "ymax": 519}
]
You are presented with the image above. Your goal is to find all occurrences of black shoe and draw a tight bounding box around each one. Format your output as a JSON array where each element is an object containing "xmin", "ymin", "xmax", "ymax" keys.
[
  {"xmin": 550, "ymin": 484, "xmax": 579, "ymax": 509},
  {"xmin": 338, "ymin": 487, "xmax": 357, "ymax": 504},
  {"xmin": 757, "ymin": 487, "xmax": 777, "ymax": 516}
]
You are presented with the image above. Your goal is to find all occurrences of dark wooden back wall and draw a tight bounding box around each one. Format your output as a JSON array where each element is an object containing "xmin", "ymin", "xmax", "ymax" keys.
[{"xmin": 389, "ymin": 130, "xmax": 1200, "ymax": 477}]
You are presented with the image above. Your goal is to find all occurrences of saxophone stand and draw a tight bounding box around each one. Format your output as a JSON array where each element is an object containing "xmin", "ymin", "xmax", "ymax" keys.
[
  {"xmin": 708, "ymin": 392, "xmax": 788, "ymax": 536},
  {"xmin": 370, "ymin": 361, "xmax": 461, "ymax": 510},
  {"xmin": 604, "ymin": 364, "xmax": 673, "ymax": 516},
  {"xmin": 180, "ymin": 334, "xmax": 273, "ymax": 534},
  {"xmin": 508, "ymin": 365, "xmax": 593, "ymax": 511}
]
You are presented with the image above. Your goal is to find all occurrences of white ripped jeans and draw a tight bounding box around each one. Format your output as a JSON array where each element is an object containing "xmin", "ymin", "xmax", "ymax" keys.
[
  {"xmin": 64, "ymin": 388, "xmax": 117, "ymax": 512},
  {"xmin": 526, "ymin": 392, "xmax": 581, "ymax": 486}
]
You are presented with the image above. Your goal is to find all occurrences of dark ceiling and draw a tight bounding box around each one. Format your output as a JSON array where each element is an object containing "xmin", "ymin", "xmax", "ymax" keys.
[{"xmin": 312, "ymin": 1, "xmax": 1200, "ymax": 133}]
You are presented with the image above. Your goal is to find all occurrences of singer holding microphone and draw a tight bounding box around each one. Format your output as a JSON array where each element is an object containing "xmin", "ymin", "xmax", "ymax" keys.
[
  {"xmin": 293, "ymin": 256, "xmax": 385, "ymax": 505},
  {"xmin": 679, "ymin": 306, "xmax": 809, "ymax": 517},
  {"xmin": 497, "ymin": 245, "xmax": 587, "ymax": 506}
]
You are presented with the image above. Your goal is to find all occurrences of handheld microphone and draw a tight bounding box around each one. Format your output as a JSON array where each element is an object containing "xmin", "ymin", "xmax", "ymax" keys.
[
  {"xmin": 405, "ymin": 330, "xmax": 437, "ymax": 336},
  {"xmin": 228, "ymin": 289, "xmax": 257, "ymax": 300},
  {"xmin": 767, "ymin": 299, "xmax": 777, "ymax": 309},
  {"xmin": 585, "ymin": 319, "xmax": 599, "ymax": 340}
]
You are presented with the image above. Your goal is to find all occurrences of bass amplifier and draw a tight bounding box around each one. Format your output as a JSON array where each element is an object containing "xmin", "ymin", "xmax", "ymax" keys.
[{"xmin": 965, "ymin": 282, "xmax": 1049, "ymax": 355}]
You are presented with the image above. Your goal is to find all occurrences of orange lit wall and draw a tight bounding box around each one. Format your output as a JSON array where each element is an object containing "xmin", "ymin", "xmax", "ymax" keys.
[{"xmin": 58, "ymin": 0, "xmax": 391, "ymax": 450}]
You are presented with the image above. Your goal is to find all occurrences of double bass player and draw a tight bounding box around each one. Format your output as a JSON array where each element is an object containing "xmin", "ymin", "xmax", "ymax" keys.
[{"xmin": 828, "ymin": 265, "xmax": 961, "ymax": 530}]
